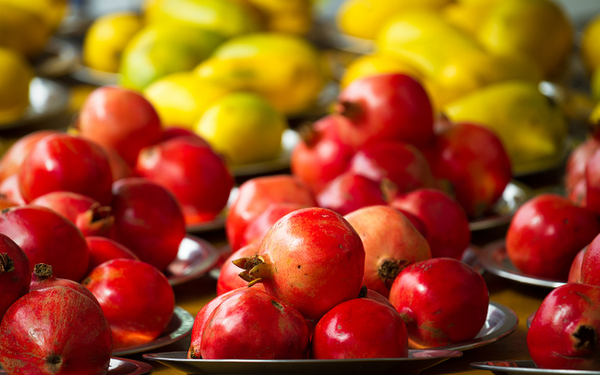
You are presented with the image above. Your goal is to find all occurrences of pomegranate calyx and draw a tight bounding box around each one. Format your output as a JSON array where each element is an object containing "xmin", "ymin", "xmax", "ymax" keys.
[
  {"xmin": 78, "ymin": 203, "xmax": 115, "ymax": 235},
  {"xmin": 573, "ymin": 325, "xmax": 598, "ymax": 350},
  {"xmin": 335, "ymin": 100, "xmax": 363, "ymax": 122},
  {"xmin": 298, "ymin": 122, "xmax": 319, "ymax": 148},
  {"xmin": 379, "ymin": 258, "xmax": 411, "ymax": 288},
  {"xmin": 0, "ymin": 253, "xmax": 14, "ymax": 273},
  {"xmin": 33, "ymin": 263, "xmax": 53, "ymax": 280},
  {"xmin": 234, "ymin": 255, "xmax": 270, "ymax": 285}
]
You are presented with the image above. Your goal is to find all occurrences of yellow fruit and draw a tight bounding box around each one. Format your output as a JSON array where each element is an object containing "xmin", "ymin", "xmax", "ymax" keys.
[
  {"xmin": 119, "ymin": 23, "xmax": 225, "ymax": 91},
  {"xmin": 581, "ymin": 13, "xmax": 600, "ymax": 76},
  {"xmin": 194, "ymin": 91, "xmax": 287, "ymax": 165},
  {"xmin": 340, "ymin": 53, "xmax": 424, "ymax": 88},
  {"xmin": 441, "ymin": 0, "xmax": 501, "ymax": 37},
  {"xmin": 0, "ymin": 4, "xmax": 51, "ymax": 58},
  {"xmin": 194, "ymin": 32, "xmax": 329, "ymax": 116},
  {"xmin": 0, "ymin": 48, "xmax": 34, "ymax": 124},
  {"xmin": 0, "ymin": 0, "xmax": 67, "ymax": 32},
  {"xmin": 143, "ymin": 71, "xmax": 231, "ymax": 129},
  {"xmin": 476, "ymin": 0, "xmax": 573, "ymax": 78},
  {"xmin": 82, "ymin": 11, "xmax": 144, "ymax": 73},
  {"xmin": 443, "ymin": 80, "xmax": 569, "ymax": 174},
  {"xmin": 241, "ymin": 0, "xmax": 313, "ymax": 35}
]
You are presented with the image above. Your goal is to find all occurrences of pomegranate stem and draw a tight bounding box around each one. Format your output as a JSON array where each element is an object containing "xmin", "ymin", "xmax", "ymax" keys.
[{"xmin": 0, "ymin": 253, "xmax": 14, "ymax": 273}]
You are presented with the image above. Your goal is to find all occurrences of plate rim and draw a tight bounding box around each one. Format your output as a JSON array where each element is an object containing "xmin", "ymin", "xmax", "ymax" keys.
[
  {"xmin": 166, "ymin": 234, "xmax": 221, "ymax": 286},
  {"xmin": 109, "ymin": 356, "xmax": 155, "ymax": 375},
  {"xmin": 470, "ymin": 359, "xmax": 600, "ymax": 374},
  {"xmin": 469, "ymin": 180, "xmax": 534, "ymax": 231}
]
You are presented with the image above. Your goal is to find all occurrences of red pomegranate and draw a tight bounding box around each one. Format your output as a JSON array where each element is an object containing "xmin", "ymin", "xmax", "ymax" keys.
[
  {"xmin": 0, "ymin": 233, "xmax": 30, "ymax": 320},
  {"xmin": 240, "ymin": 202, "xmax": 307, "ymax": 249},
  {"xmin": 216, "ymin": 242, "xmax": 266, "ymax": 296},
  {"xmin": 0, "ymin": 129, "xmax": 59, "ymax": 183},
  {"xmin": 30, "ymin": 263, "xmax": 100, "ymax": 306},
  {"xmin": 569, "ymin": 246, "xmax": 587, "ymax": 284},
  {"xmin": 85, "ymin": 236, "xmax": 139, "ymax": 275},
  {"xmin": 316, "ymin": 172, "xmax": 391, "ymax": 216}
]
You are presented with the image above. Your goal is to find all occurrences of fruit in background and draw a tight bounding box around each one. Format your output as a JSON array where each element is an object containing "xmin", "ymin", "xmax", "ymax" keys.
[
  {"xmin": 390, "ymin": 188, "xmax": 471, "ymax": 260},
  {"xmin": 0, "ymin": 206, "xmax": 90, "ymax": 282},
  {"xmin": 0, "ymin": 4, "xmax": 51, "ymax": 58},
  {"xmin": 0, "ymin": 286, "xmax": 112, "ymax": 374},
  {"xmin": 443, "ymin": 80, "xmax": 569, "ymax": 175},
  {"xmin": 17, "ymin": 133, "xmax": 113, "ymax": 205},
  {"xmin": 441, "ymin": 0, "xmax": 500, "ymax": 37},
  {"xmin": 194, "ymin": 32, "xmax": 329, "ymax": 116},
  {"xmin": 476, "ymin": 0, "xmax": 573, "ymax": 78},
  {"xmin": 528, "ymin": 283, "xmax": 600, "ymax": 370},
  {"xmin": 0, "ymin": 47, "xmax": 34, "ymax": 124},
  {"xmin": 340, "ymin": 53, "xmax": 424, "ymax": 89},
  {"xmin": 240, "ymin": 202, "xmax": 306, "ymax": 249},
  {"xmin": 344, "ymin": 205, "xmax": 431, "ymax": 298},
  {"xmin": 335, "ymin": 0, "xmax": 453, "ymax": 40},
  {"xmin": 389, "ymin": 257, "xmax": 488, "ymax": 348},
  {"xmin": 225, "ymin": 174, "xmax": 317, "ymax": 251},
  {"xmin": 241, "ymin": 0, "xmax": 313, "ymax": 35},
  {"xmin": 581, "ymin": 234, "xmax": 600, "ymax": 287},
  {"xmin": 235, "ymin": 207, "xmax": 365, "ymax": 320},
  {"xmin": 144, "ymin": 72, "xmax": 231, "ymax": 129},
  {"xmin": 135, "ymin": 135, "xmax": 234, "ymax": 225},
  {"xmin": 83, "ymin": 258, "xmax": 175, "ymax": 349},
  {"xmin": 0, "ymin": 175, "xmax": 26, "ymax": 205},
  {"xmin": 82, "ymin": 11, "xmax": 144, "ymax": 73},
  {"xmin": 0, "ymin": 129, "xmax": 58, "ymax": 182},
  {"xmin": 194, "ymin": 91, "xmax": 287, "ymax": 166},
  {"xmin": 110, "ymin": 177, "xmax": 186, "ymax": 272},
  {"xmin": 585, "ymin": 149, "xmax": 600, "ymax": 215},
  {"xmin": 316, "ymin": 172, "xmax": 390, "ymax": 216},
  {"xmin": 77, "ymin": 85, "xmax": 163, "ymax": 168},
  {"xmin": 0, "ymin": 0, "xmax": 68, "ymax": 32},
  {"xmin": 143, "ymin": 0, "xmax": 262, "ymax": 38},
  {"xmin": 421, "ymin": 122, "xmax": 512, "ymax": 218},
  {"xmin": 565, "ymin": 138, "xmax": 600, "ymax": 204},
  {"xmin": 0, "ymin": 234, "xmax": 30, "ymax": 320},
  {"xmin": 568, "ymin": 247, "xmax": 586, "ymax": 284},
  {"xmin": 311, "ymin": 297, "xmax": 409, "ymax": 359},
  {"xmin": 119, "ymin": 23, "xmax": 225, "ymax": 91},
  {"xmin": 216, "ymin": 242, "xmax": 263, "ymax": 296},
  {"xmin": 581, "ymin": 14, "xmax": 600, "ymax": 76},
  {"xmin": 334, "ymin": 73, "xmax": 434, "ymax": 148},
  {"xmin": 85, "ymin": 236, "xmax": 139, "ymax": 276},
  {"xmin": 506, "ymin": 193, "xmax": 600, "ymax": 280}
]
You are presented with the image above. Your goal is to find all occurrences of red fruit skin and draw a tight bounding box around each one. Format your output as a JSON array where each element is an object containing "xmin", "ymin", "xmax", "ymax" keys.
[
  {"xmin": 217, "ymin": 242, "xmax": 264, "ymax": 296},
  {"xmin": 110, "ymin": 177, "xmax": 186, "ymax": 272},
  {"xmin": 348, "ymin": 140, "xmax": 436, "ymax": 195},
  {"xmin": 335, "ymin": 73, "xmax": 434, "ymax": 148},
  {"xmin": 344, "ymin": 205, "xmax": 431, "ymax": 297},
  {"xmin": 311, "ymin": 297, "xmax": 409, "ymax": 359},
  {"xmin": 528, "ymin": 282, "xmax": 600, "ymax": 370},
  {"xmin": 161, "ymin": 126, "xmax": 207, "ymax": 143},
  {"xmin": 83, "ymin": 258, "xmax": 175, "ymax": 349},
  {"xmin": 240, "ymin": 202, "xmax": 306, "ymax": 249},
  {"xmin": 225, "ymin": 174, "xmax": 317, "ymax": 252},
  {"xmin": 0, "ymin": 233, "xmax": 30, "ymax": 320},
  {"xmin": 506, "ymin": 193, "xmax": 600, "ymax": 280},
  {"xmin": 316, "ymin": 172, "xmax": 390, "ymax": 216},
  {"xmin": 389, "ymin": 188, "xmax": 471, "ymax": 260},
  {"xmin": 200, "ymin": 287, "xmax": 310, "ymax": 359},
  {"xmin": 29, "ymin": 191, "xmax": 114, "ymax": 237},
  {"xmin": 389, "ymin": 257, "xmax": 489, "ymax": 348},
  {"xmin": 585, "ymin": 148, "xmax": 600, "ymax": 215},
  {"xmin": 30, "ymin": 263, "xmax": 100, "ymax": 307},
  {"xmin": 254, "ymin": 207, "xmax": 365, "ymax": 320},
  {"xmin": 135, "ymin": 136, "xmax": 234, "ymax": 225},
  {"xmin": 420, "ymin": 122, "xmax": 512, "ymax": 218},
  {"xmin": 290, "ymin": 114, "xmax": 356, "ymax": 194},
  {"xmin": 0, "ymin": 286, "xmax": 112, "ymax": 375},
  {"xmin": 0, "ymin": 206, "xmax": 90, "ymax": 282},
  {"xmin": 18, "ymin": 133, "xmax": 114, "ymax": 205},
  {"xmin": 0, "ymin": 174, "xmax": 26, "ymax": 205},
  {"xmin": 0, "ymin": 130, "xmax": 59, "ymax": 183},
  {"xmin": 569, "ymin": 247, "xmax": 587, "ymax": 284},
  {"xmin": 77, "ymin": 85, "xmax": 163, "ymax": 167},
  {"xmin": 104, "ymin": 147, "xmax": 134, "ymax": 182},
  {"xmin": 565, "ymin": 138, "xmax": 600, "ymax": 198},
  {"xmin": 85, "ymin": 236, "xmax": 140, "ymax": 275},
  {"xmin": 581, "ymin": 234, "xmax": 600, "ymax": 287}
]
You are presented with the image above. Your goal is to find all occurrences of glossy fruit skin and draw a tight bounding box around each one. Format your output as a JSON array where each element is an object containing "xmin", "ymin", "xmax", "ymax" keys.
[
  {"xmin": 135, "ymin": 135, "xmax": 234, "ymax": 225},
  {"xmin": 344, "ymin": 205, "xmax": 431, "ymax": 297},
  {"xmin": 335, "ymin": 73, "xmax": 434, "ymax": 148},
  {"xmin": 77, "ymin": 85, "xmax": 163, "ymax": 167},
  {"xmin": 200, "ymin": 287, "xmax": 310, "ymax": 359},
  {"xmin": 316, "ymin": 172, "xmax": 389, "ymax": 216},
  {"xmin": 18, "ymin": 133, "xmax": 113, "ymax": 205},
  {"xmin": 420, "ymin": 122, "xmax": 512, "ymax": 218},
  {"xmin": 83, "ymin": 258, "xmax": 175, "ymax": 349},
  {"xmin": 0, "ymin": 206, "xmax": 90, "ymax": 282},
  {"xmin": 581, "ymin": 234, "xmax": 600, "ymax": 287},
  {"xmin": 110, "ymin": 177, "xmax": 186, "ymax": 272},
  {"xmin": 85, "ymin": 236, "xmax": 139, "ymax": 275},
  {"xmin": 389, "ymin": 257, "xmax": 489, "ymax": 348},
  {"xmin": 389, "ymin": 188, "xmax": 471, "ymax": 260},
  {"xmin": 565, "ymin": 138, "xmax": 600, "ymax": 204},
  {"xmin": 0, "ymin": 286, "xmax": 112, "ymax": 375},
  {"xmin": 311, "ymin": 297, "xmax": 409, "ymax": 359},
  {"xmin": 226, "ymin": 174, "xmax": 317, "ymax": 251},
  {"xmin": 0, "ymin": 129, "xmax": 59, "ymax": 183},
  {"xmin": 0, "ymin": 174, "xmax": 26, "ymax": 205},
  {"xmin": 29, "ymin": 263, "xmax": 100, "ymax": 307},
  {"xmin": 528, "ymin": 283, "xmax": 600, "ymax": 370},
  {"xmin": 569, "ymin": 246, "xmax": 587, "ymax": 284},
  {"xmin": 0, "ymin": 233, "xmax": 29, "ymax": 320},
  {"xmin": 506, "ymin": 193, "xmax": 600, "ymax": 280},
  {"xmin": 29, "ymin": 191, "xmax": 114, "ymax": 237},
  {"xmin": 239, "ymin": 202, "xmax": 305, "ymax": 251},
  {"xmin": 585, "ymin": 148, "xmax": 600, "ymax": 215}
]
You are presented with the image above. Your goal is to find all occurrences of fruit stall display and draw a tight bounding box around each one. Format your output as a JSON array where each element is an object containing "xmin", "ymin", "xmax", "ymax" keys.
[{"xmin": 2, "ymin": 0, "xmax": 600, "ymax": 374}]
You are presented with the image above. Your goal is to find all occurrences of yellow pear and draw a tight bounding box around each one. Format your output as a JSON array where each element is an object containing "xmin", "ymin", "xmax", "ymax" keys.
[
  {"xmin": 0, "ymin": 0, "xmax": 67, "ymax": 32},
  {"xmin": 240, "ymin": 0, "xmax": 314, "ymax": 35},
  {"xmin": 0, "ymin": 4, "xmax": 51, "ymax": 58},
  {"xmin": 581, "ymin": 13, "xmax": 600, "ymax": 76},
  {"xmin": 441, "ymin": 0, "xmax": 501, "ymax": 37},
  {"xmin": 0, "ymin": 47, "xmax": 34, "ymax": 124}
]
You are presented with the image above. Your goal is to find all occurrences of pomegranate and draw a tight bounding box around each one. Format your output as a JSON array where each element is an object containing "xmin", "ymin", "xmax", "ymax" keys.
[
  {"xmin": 77, "ymin": 85, "xmax": 163, "ymax": 167},
  {"xmin": 0, "ymin": 129, "xmax": 59, "ymax": 183},
  {"xmin": 0, "ymin": 286, "xmax": 112, "ymax": 374},
  {"xmin": 344, "ymin": 205, "xmax": 431, "ymax": 297},
  {"xmin": 570, "ymin": 247, "xmax": 587, "ymax": 284},
  {"xmin": 83, "ymin": 258, "xmax": 175, "ymax": 349},
  {"xmin": 161, "ymin": 126, "xmax": 208, "ymax": 143},
  {"xmin": 30, "ymin": 263, "xmax": 100, "ymax": 306},
  {"xmin": 316, "ymin": 172, "xmax": 391, "ymax": 216},
  {"xmin": 389, "ymin": 257, "xmax": 489, "ymax": 348},
  {"xmin": 29, "ymin": 191, "xmax": 114, "ymax": 237},
  {"xmin": 110, "ymin": 177, "xmax": 186, "ymax": 272},
  {"xmin": 0, "ymin": 233, "xmax": 29, "ymax": 319},
  {"xmin": 0, "ymin": 205, "xmax": 90, "ymax": 281},
  {"xmin": 0, "ymin": 174, "xmax": 26, "ymax": 205},
  {"xmin": 585, "ymin": 148, "xmax": 600, "ymax": 215},
  {"xmin": 200, "ymin": 287, "xmax": 310, "ymax": 359},
  {"xmin": 581, "ymin": 234, "xmax": 600, "ymax": 287},
  {"xmin": 85, "ymin": 236, "xmax": 139, "ymax": 275},
  {"xmin": 528, "ymin": 282, "xmax": 600, "ymax": 369},
  {"xmin": 216, "ymin": 242, "xmax": 266, "ymax": 296},
  {"xmin": 506, "ymin": 193, "xmax": 600, "ymax": 280},
  {"xmin": 565, "ymin": 137, "xmax": 600, "ymax": 200},
  {"xmin": 311, "ymin": 297, "xmax": 409, "ymax": 359},
  {"xmin": 240, "ymin": 202, "xmax": 307, "ymax": 249},
  {"xmin": 235, "ymin": 207, "xmax": 365, "ymax": 320},
  {"xmin": 18, "ymin": 133, "xmax": 113, "ymax": 205}
]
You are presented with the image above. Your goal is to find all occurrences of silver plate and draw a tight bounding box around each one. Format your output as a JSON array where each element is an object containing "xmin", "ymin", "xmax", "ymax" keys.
[
  {"xmin": 479, "ymin": 239, "xmax": 566, "ymax": 289},
  {"xmin": 166, "ymin": 235, "xmax": 221, "ymax": 286},
  {"xmin": 0, "ymin": 357, "xmax": 154, "ymax": 375},
  {"xmin": 469, "ymin": 180, "xmax": 534, "ymax": 231},
  {"xmin": 33, "ymin": 37, "xmax": 78, "ymax": 78},
  {"xmin": 70, "ymin": 58, "xmax": 120, "ymax": 86},
  {"xmin": 0, "ymin": 77, "xmax": 69, "ymax": 130},
  {"xmin": 471, "ymin": 360, "xmax": 600, "ymax": 374},
  {"xmin": 113, "ymin": 306, "xmax": 193, "ymax": 357},
  {"xmin": 143, "ymin": 349, "xmax": 463, "ymax": 375}
]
